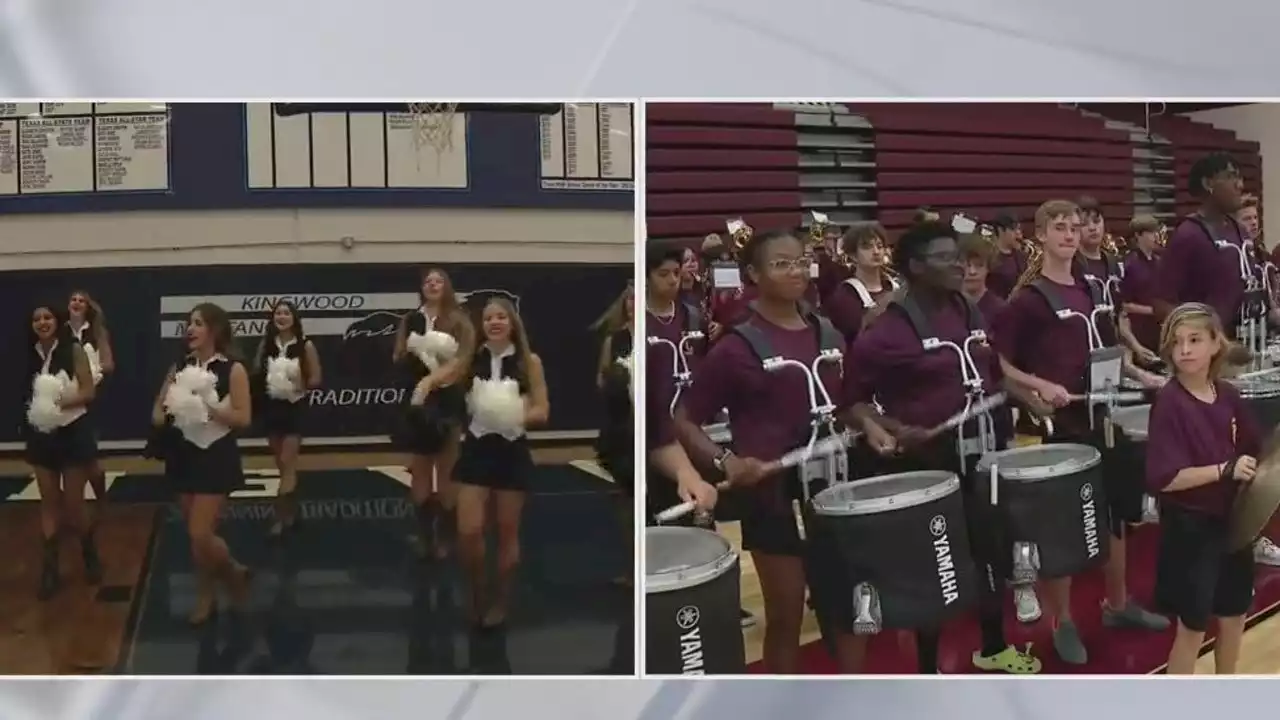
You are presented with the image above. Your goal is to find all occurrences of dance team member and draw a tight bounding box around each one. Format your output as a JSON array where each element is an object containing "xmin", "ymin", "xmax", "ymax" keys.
[
  {"xmin": 67, "ymin": 291, "xmax": 114, "ymax": 515},
  {"xmin": 594, "ymin": 283, "xmax": 636, "ymax": 585},
  {"xmin": 393, "ymin": 268, "xmax": 475, "ymax": 559},
  {"xmin": 24, "ymin": 302, "xmax": 101, "ymax": 599},
  {"xmin": 986, "ymin": 212, "xmax": 1027, "ymax": 299},
  {"xmin": 1146, "ymin": 303, "xmax": 1259, "ymax": 674},
  {"xmin": 674, "ymin": 229, "xmax": 874, "ymax": 674},
  {"xmin": 991, "ymin": 200, "xmax": 1168, "ymax": 665},
  {"xmin": 252, "ymin": 300, "xmax": 322, "ymax": 538},
  {"xmin": 1120, "ymin": 215, "xmax": 1164, "ymax": 366},
  {"xmin": 845, "ymin": 221, "xmax": 1042, "ymax": 674},
  {"xmin": 644, "ymin": 247, "xmax": 717, "ymax": 518},
  {"xmin": 454, "ymin": 298, "xmax": 550, "ymax": 628},
  {"xmin": 824, "ymin": 222, "xmax": 900, "ymax": 340},
  {"xmin": 150, "ymin": 303, "xmax": 252, "ymax": 624},
  {"xmin": 1154, "ymin": 154, "xmax": 1280, "ymax": 566}
]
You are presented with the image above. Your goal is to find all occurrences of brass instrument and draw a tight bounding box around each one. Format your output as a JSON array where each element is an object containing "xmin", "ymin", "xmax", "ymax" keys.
[
  {"xmin": 1157, "ymin": 224, "xmax": 1170, "ymax": 249},
  {"xmin": 1101, "ymin": 232, "xmax": 1120, "ymax": 257},
  {"xmin": 809, "ymin": 210, "xmax": 830, "ymax": 254},
  {"xmin": 726, "ymin": 217, "xmax": 753, "ymax": 256},
  {"xmin": 1023, "ymin": 238, "xmax": 1043, "ymax": 263}
]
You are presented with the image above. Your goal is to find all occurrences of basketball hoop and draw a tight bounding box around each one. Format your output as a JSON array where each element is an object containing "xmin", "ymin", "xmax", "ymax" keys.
[{"xmin": 407, "ymin": 102, "xmax": 459, "ymax": 159}]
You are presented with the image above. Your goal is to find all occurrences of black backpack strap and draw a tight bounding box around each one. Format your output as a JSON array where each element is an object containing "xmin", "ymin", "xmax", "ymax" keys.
[
  {"xmin": 732, "ymin": 302, "xmax": 777, "ymax": 362},
  {"xmin": 959, "ymin": 293, "xmax": 984, "ymax": 333},
  {"xmin": 1029, "ymin": 277, "xmax": 1070, "ymax": 317},
  {"xmin": 733, "ymin": 302, "xmax": 842, "ymax": 362},
  {"xmin": 812, "ymin": 313, "xmax": 844, "ymax": 352}
]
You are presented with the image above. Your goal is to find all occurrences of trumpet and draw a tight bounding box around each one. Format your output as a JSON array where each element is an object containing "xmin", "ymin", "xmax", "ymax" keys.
[
  {"xmin": 1101, "ymin": 232, "xmax": 1120, "ymax": 257},
  {"xmin": 1157, "ymin": 224, "xmax": 1170, "ymax": 249},
  {"xmin": 726, "ymin": 217, "xmax": 753, "ymax": 256},
  {"xmin": 809, "ymin": 210, "xmax": 830, "ymax": 254}
]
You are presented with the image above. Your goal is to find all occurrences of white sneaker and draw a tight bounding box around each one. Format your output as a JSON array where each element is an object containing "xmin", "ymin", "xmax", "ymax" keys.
[
  {"xmin": 1254, "ymin": 537, "xmax": 1280, "ymax": 567},
  {"xmin": 1014, "ymin": 585, "xmax": 1042, "ymax": 623}
]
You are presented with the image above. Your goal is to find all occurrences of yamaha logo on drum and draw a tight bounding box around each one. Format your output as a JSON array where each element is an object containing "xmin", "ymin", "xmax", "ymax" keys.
[
  {"xmin": 1080, "ymin": 482, "xmax": 1100, "ymax": 558},
  {"xmin": 929, "ymin": 514, "xmax": 960, "ymax": 605},
  {"xmin": 676, "ymin": 605, "xmax": 705, "ymax": 675}
]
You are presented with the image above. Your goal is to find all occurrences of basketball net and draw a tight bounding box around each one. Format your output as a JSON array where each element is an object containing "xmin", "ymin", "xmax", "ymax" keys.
[{"xmin": 408, "ymin": 102, "xmax": 458, "ymax": 171}]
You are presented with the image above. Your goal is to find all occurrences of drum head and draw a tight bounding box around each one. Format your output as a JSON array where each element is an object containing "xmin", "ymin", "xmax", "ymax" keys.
[
  {"xmin": 1230, "ymin": 376, "xmax": 1280, "ymax": 399},
  {"xmin": 704, "ymin": 422, "xmax": 731, "ymax": 445},
  {"xmin": 645, "ymin": 526, "xmax": 737, "ymax": 593},
  {"xmin": 1230, "ymin": 451, "xmax": 1280, "ymax": 551},
  {"xmin": 975, "ymin": 443, "xmax": 1101, "ymax": 482},
  {"xmin": 1111, "ymin": 404, "xmax": 1151, "ymax": 441},
  {"xmin": 812, "ymin": 470, "xmax": 959, "ymax": 516}
]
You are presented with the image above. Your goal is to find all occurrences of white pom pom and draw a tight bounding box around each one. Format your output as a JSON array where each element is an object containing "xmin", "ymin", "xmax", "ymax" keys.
[
  {"xmin": 27, "ymin": 373, "xmax": 64, "ymax": 433},
  {"xmin": 166, "ymin": 366, "xmax": 216, "ymax": 426},
  {"xmin": 615, "ymin": 353, "xmax": 634, "ymax": 399},
  {"xmin": 266, "ymin": 356, "xmax": 301, "ymax": 400},
  {"xmin": 422, "ymin": 330, "xmax": 458, "ymax": 361},
  {"xmin": 470, "ymin": 378, "xmax": 525, "ymax": 431}
]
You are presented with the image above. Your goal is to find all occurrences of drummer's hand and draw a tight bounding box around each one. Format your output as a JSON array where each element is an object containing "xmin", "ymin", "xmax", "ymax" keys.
[
  {"xmin": 864, "ymin": 423, "xmax": 898, "ymax": 455},
  {"xmin": 678, "ymin": 476, "xmax": 719, "ymax": 512},
  {"xmin": 1139, "ymin": 371, "xmax": 1168, "ymax": 390},
  {"xmin": 1036, "ymin": 382, "xmax": 1072, "ymax": 408},
  {"xmin": 893, "ymin": 425, "xmax": 931, "ymax": 449},
  {"xmin": 708, "ymin": 322, "xmax": 725, "ymax": 342},
  {"xmin": 1235, "ymin": 455, "xmax": 1258, "ymax": 483},
  {"xmin": 1136, "ymin": 347, "xmax": 1160, "ymax": 366},
  {"xmin": 723, "ymin": 455, "xmax": 768, "ymax": 488}
]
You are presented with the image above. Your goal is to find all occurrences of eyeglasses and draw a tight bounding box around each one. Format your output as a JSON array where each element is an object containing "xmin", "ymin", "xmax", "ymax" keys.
[{"xmin": 765, "ymin": 257, "xmax": 814, "ymax": 273}]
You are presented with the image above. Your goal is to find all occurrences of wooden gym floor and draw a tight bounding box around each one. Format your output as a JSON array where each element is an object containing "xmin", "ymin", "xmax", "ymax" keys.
[{"xmin": 0, "ymin": 445, "xmax": 629, "ymax": 675}]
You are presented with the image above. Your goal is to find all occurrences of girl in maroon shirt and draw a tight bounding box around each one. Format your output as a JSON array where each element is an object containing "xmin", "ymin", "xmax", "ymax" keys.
[{"xmin": 1147, "ymin": 303, "xmax": 1260, "ymax": 674}]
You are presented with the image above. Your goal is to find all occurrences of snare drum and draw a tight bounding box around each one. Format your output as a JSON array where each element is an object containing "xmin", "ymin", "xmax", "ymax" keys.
[
  {"xmin": 645, "ymin": 526, "xmax": 745, "ymax": 675},
  {"xmin": 1229, "ymin": 377, "xmax": 1280, "ymax": 432},
  {"xmin": 976, "ymin": 444, "xmax": 1109, "ymax": 580},
  {"xmin": 1107, "ymin": 405, "xmax": 1151, "ymax": 528},
  {"xmin": 811, "ymin": 470, "xmax": 979, "ymax": 632},
  {"xmin": 1121, "ymin": 376, "xmax": 1160, "ymax": 405}
]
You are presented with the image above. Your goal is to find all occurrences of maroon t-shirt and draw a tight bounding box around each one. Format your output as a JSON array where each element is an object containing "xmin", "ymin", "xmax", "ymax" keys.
[
  {"xmin": 1121, "ymin": 250, "xmax": 1161, "ymax": 351},
  {"xmin": 681, "ymin": 314, "xmax": 843, "ymax": 463},
  {"xmin": 973, "ymin": 291, "xmax": 1006, "ymax": 325},
  {"xmin": 989, "ymin": 277, "xmax": 1097, "ymax": 435},
  {"xmin": 988, "ymin": 248, "xmax": 1028, "ymax": 299},
  {"xmin": 824, "ymin": 275, "xmax": 898, "ymax": 341},
  {"xmin": 814, "ymin": 254, "xmax": 849, "ymax": 303},
  {"xmin": 844, "ymin": 294, "xmax": 1001, "ymax": 429},
  {"xmin": 645, "ymin": 304, "xmax": 697, "ymax": 449},
  {"xmin": 710, "ymin": 286, "xmax": 757, "ymax": 328},
  {"xmin": 1145, "ymin": 380, "xmax": 1261, "ymax": 517},
  {"xmin": 1155, "ymin": 216, "xmax": 1249, "ymax": 330}
]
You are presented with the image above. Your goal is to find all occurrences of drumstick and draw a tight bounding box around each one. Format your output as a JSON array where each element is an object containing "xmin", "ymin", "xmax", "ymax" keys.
[
  {"xmin": 654, "ymin": 481, "xmax": 729, "ymax": 524},
  {"xmin": 653, "ymin": 434, "xmax": 855, "ymax": 522},
  {"xmin": 1066, "ymin": 391, "xmax": 1145, "ymax": 404},
  {"xmin": 924, "ymin": 392, "xmax": 1007, "ymax": 439},
  {"xmin": 1237, "ymin": 365, "xmax": 1280, "ymax": 380}
]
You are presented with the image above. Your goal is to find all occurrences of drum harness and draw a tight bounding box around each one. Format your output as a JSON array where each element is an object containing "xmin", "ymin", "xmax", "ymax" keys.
[
  {"xmin": 732, "ymin": 303, "xmax": 847, "ymax": 540},
  {"xmin": 1185, "ymin": 215, "xmax": 1270, "ymax": 373},
  {"xmin": 646, "ymin": 302, "xmax": 706, "ymax": 416}
]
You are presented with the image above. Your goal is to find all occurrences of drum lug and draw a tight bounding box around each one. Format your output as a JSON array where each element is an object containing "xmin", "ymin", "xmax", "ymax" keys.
[
  {"xmin": 852, "ymin": 582, "xmax": 882, "ymax": 636},
  {"xmin": 1011, "ymin": 542, "xmax": 1041, "ymax": 584}
]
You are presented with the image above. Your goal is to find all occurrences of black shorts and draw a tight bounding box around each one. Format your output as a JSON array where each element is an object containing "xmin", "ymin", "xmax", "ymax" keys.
[
  {"xmin": 24, "ymin": 415, "xmax": 98, "ymax": 473},
  {"xmin": 392, "ymin": 384, "xmax": 464, "ymax": 456},
  {"xmin": 1154, "ymin": 503, "xmax": 1254, "ymax": 632},
  {"xmin": 454, "ymin": 432, "xmax": 533, "ymax": 492},
  {"xmin": 259, "ymin": 397, "xmax": 305, "ymax": 438},
  {"xmin": 166, "ymin": 434, "xmax": 246, "ymax": 496}
]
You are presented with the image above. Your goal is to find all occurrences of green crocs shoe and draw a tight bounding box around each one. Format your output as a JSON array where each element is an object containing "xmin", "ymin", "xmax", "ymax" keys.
[{"xmin": 972, "ymin": 644, "xmax": 1042, "ymax": 674}]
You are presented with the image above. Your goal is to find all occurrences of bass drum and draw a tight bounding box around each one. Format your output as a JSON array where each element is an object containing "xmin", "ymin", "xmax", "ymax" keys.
[
  {"xmin": 811, "ymin": 470, "xmax": 979, "ymax": 632},
  {"xmin": 976, "ymin": 444, "xmax": 1110, "ymax": 580},
  {"xmin": 1108, "ymin": 404, "xmax": 1151, "ymax": 528},
  {"xmin": 645, "ymin": 526, "xmax": 746, "ymax": 675},
  {"xmin": 1229, "ymin": 377, "xmax": 1280, "ymax": 433}
]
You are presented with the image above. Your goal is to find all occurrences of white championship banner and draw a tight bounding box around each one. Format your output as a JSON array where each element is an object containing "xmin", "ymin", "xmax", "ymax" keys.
[{"xmin": 0, "ymin": 679, "xmax": 1267, "ymax": 720}]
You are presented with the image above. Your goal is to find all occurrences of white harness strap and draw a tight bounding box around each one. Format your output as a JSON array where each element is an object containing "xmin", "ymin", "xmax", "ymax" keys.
[{"xmin": 844, "ymin": 275, "xmax": 900, "ymax": 309}]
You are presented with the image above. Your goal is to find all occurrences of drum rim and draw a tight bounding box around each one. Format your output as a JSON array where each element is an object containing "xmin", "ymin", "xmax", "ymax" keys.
[
  {"xmin": 811, "ymin": 470, "xmax": 959, "ymax": 516},
  {"xmin": 644, "ymin": 526, "xmax": 738, "ymax": 594},
  {"xmin": 975, "ymin": 443, "xmax": 1101, "ymax": 481},
  {"xmin": 1110, "ymin": 404, "xmax": 1151, "ymax": 441},
  {"xmin": 1229, "ymin": 378, "xmax": 1280, "ymax": 398},
  {"xmin": 703, "ymin": 422, "xmax": 731, "ymax": 444}
]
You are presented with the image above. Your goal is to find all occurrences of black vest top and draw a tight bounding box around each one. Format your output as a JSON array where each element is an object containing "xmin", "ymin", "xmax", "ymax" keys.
[
  {"xmin": 261, "ymin": 336, "xmax": 305, "ymax": 373},
  {"xmin": 469, "ymin": 346, "xmax": 530, "ymax": 394}
]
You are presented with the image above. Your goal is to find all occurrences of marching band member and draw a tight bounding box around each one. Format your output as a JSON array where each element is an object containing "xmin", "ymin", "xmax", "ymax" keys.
[
  {"xmin": 1076, "ymin": 197, "xmax": 1154, "ymax": 365},
  {"xmin": 594, "ymin": 282, "xmax": 635, "ymax": 586},
  {"xmin": 674, "ymin": 229, "xmax": 874, "ymax": 674},
  {"xmin": 707, "ymin": 220, "xmax": 758, "ymax": 335},
  {"xmin": 252, "ymin": 300, "xmax": 322, "ymax": 538},
  {"xmin": 991, "ymin": 200, "xmax": 1168, "ymax": 665},
  {"xmin": 150, "ymin": 302, "xmax": 252, "ymax": 624},
  {"xmin": 679, "ymin": 245, "xmax": 702, "ymax": 303},
  {"xmin": 807, "ymin": 212, "xmax": 845, "ymax": 305},
  {"xmin": 958, "ymin": 232, "xmax": 1007, "ymax": 321},
  {"xmin": 392, "ymin": 268, "xmax": 475, "ymax": 560},
  {"xmin": 454, "ymin": 297, "xmax": 550, "ymax": 629},
  {"xmin": 1238, "ymin": 194, "xmax": 1262, "ymax": 252},
  {"xmin": 25, "ymin": 302, "xmax": 101, "ymax": 600},
  {"xmin": 1147, "ymin": 303, "xmax": 1260, "ymax": 674},
  {"xmin": 1120, "ymin": 216, "xmax": 1164, "ymax": 367},
  {"xmin": 824, "ymin": 222, "xmax": 900, "ymax": 340},
  {"xmin": 67, "ymin": 291, "xmax": 114, "ymax": 518},
  {"xmin": 645, "ymin": 247, "xmax": 717, "ymax": 519},
  {"xmin": 1153, "ymin": 154, "xmax": 1280, "ymax": 566},
  {"xmin": 985, "ymin": 212, "xmax": 1028, "ymax": 299},
  {"xmin": 845, "ymin": 221, "xmax": 1042, "ymax": 674}
]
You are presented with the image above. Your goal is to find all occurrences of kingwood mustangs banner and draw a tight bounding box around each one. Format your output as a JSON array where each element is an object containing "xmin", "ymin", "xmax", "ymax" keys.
[{"xmin": 0, "ymin": 263, "xmax": 629, "ymax": 446}]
